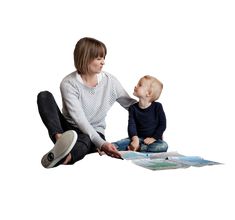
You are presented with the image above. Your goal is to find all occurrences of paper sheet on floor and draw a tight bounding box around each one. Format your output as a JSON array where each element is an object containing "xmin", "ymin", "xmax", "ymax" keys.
[{"xmin": 119, "ymin": 151, "xmax": 221, "ymax": 171}]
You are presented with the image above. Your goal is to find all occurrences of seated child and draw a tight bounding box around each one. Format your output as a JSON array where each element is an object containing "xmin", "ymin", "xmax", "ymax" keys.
[{"xmin": 113, "ymin": 75, "xmax": 168, "ymax": 152}]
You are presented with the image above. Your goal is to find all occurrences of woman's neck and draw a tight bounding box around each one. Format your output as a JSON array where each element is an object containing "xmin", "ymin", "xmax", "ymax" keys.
[{"xmin": 81, "ymin": 74, "xmax": 98, "ymax": 87}]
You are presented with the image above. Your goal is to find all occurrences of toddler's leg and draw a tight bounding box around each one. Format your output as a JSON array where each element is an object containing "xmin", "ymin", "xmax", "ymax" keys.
[
  {"xmin": 112, "ymin": 138, "xmax": 130, "ymax": 151},
  {"xmin": 140, "ymin": 140, "xmax": 168, "ymax": 153}
]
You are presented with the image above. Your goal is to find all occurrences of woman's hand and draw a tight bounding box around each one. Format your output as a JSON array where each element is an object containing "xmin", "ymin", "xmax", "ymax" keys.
[{"xmin": 100, "ymin": 142, "xmax": 123, "ymax": 159}]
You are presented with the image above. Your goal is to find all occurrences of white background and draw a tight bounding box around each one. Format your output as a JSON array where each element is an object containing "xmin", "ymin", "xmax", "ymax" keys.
[{"xmin": 0, "ymin": 0, "xmax": 234, "ymax": 219}]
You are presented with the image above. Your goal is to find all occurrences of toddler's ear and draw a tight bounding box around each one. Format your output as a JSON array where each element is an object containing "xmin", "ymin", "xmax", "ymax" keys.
[{"xmin": 146, "ymin": 90, "xmax": 152, "ymax": 97}]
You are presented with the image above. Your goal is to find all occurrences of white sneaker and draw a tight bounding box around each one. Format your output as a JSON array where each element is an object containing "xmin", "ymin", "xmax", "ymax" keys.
[{"xmin": 41, "ymin": 130, "xmax": 77, "ymax": 168}]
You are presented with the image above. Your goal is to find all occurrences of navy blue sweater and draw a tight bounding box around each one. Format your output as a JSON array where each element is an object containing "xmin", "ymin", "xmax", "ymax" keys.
[{"xmin": 128, "ymin": 102, "xmax": 166, "ymax": 140}]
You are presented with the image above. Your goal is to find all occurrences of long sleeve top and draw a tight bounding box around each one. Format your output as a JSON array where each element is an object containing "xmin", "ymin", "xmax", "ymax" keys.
[
  {"xmin": 128, "ymin": 102, "xmax": 166, "ymax": 140},
  {"xmin": 60, "ymin": 71, "xmax": 136, "ymax": 148}
]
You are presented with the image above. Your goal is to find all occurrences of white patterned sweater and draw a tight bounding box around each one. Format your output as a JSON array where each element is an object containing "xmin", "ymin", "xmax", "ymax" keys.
[{"xmin": 60, "ymin": 71, "xmax": 136, "ymax": 149}]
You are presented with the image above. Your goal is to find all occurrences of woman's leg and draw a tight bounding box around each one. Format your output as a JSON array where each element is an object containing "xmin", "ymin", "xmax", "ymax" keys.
[
  {"xmin": 41, "ymin": 130, "xmax": 78, "ymax": 168},
  {"xmin": 140, "ymin": 139, "xmax": 168, "ymax": 153},
  {"xmin": 37, "ymin": 91, "xmax": 78, "ymax": 167},
  {"xmin": 68, "ymin": 132, "xmax": 105, "ymax": 164},
  {"xmin": 37, "ymin": 91, "xmax": 68, "ymax": 143},
  {"xmin": 41, "ymin": 129, "xmax": 93, "ymax": 167},
  {"xmin": 69, "ymin": 133, "xmax": 92, "ymax": 163},
  {"xmin": 37, "ymin": 91, "xmax": 104, "ymax": 167}
]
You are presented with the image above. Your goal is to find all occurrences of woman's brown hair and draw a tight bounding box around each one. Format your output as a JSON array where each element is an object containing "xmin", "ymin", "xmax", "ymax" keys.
[{"xmin": 74, "ymin": 37, "xmax": 107, "ymax": 74}]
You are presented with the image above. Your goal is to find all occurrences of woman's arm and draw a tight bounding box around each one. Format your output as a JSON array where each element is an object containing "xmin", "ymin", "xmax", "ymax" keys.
[{"xmin": 112, "ymin": 75, "xmax": 136, "ymax": 109}]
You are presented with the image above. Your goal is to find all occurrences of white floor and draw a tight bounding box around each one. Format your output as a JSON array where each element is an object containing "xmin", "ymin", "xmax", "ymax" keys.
[{"xmin": 2, "ymin": 150, "xmax": 234, "ymax": 220}]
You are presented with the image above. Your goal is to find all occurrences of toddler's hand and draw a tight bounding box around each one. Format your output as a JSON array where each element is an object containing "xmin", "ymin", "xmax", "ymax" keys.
[
  {"xmin": 144, "ymin": 137, "xmax": 156, "ymax": 145},
  {"xmin": 128, "ymin": 142, "xmax": 140, "ymax": 151}
]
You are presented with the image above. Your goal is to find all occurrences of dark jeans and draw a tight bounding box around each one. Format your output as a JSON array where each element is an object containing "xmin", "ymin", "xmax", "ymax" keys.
[{"xmin": 37, "ymin": 91, "xmax": 105, "ymax": 164}]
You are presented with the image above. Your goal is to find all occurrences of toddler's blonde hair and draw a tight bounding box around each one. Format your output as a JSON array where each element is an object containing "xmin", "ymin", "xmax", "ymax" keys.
[{"xmin": 142, "ymin": 75, "xmax": 163, "ymax": 102}]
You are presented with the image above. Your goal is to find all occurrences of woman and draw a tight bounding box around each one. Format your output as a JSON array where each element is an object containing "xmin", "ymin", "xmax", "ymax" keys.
[{"xmin": 37, "ymin": 37, "xmax": 136, "ymax": 168}]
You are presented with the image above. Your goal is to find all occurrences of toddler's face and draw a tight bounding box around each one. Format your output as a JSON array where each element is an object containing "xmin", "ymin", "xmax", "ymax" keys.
[{"xmin": 133, "ymin": 78, "xmax": 150, "ymax": 98}]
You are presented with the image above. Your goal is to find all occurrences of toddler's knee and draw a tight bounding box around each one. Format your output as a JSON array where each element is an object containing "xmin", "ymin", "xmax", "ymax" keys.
[{"xmin": 162, "ymin": 141, "xmax": 168, "ymax": 151}]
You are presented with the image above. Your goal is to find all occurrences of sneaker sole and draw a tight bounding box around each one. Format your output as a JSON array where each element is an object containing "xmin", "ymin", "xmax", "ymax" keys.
[{"xmin": 41, "ymin": 130, "xmax": 78, "ymax": 168}]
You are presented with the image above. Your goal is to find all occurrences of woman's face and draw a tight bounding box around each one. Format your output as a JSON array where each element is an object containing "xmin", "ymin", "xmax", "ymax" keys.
[{"xmin": 88, "ymin": 57, "xmax": 105, "ymax": 74}]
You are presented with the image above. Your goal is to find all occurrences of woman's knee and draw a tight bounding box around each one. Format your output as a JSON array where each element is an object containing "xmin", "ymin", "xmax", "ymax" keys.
[{"xmin": 37, "ymin": 90, "xmax": 53, "ymax": 101}]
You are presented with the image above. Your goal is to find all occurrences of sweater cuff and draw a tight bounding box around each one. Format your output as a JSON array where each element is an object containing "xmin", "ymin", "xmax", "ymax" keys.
[{"xmin": 93, "ymin": 136, "xmax": 106, "ymax": 150}]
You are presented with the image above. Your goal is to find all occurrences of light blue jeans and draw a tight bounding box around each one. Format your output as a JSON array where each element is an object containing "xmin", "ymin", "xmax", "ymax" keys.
[{"xmin": 112, "ymin": 137, "xmax": 168, "ymax": 153}]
